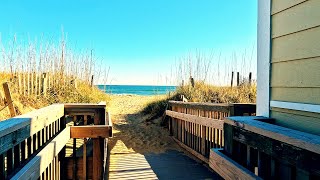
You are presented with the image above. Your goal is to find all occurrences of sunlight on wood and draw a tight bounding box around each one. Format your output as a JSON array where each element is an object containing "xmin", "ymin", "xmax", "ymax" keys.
[{"xmin": 109, "ymin": 140, "xmax": 158, "ymax": 180}]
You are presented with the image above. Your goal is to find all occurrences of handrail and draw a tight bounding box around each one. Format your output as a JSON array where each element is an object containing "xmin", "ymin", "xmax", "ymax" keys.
[
  {"xmin": 12, "ymin": 127, "xmax": 71, "ymax": 179},
  {"xmin": 0, "ymin": 102, "xmax": 112, "ymax": 180},
  {"xmin": 213, "ymin": 116, "xmax": 320, "ymax": 179},
  {"xmin": 169, "ymin": 101, "xmax": 231, "ymax": 113},
  {"xmin": 225, "ymin": 116, "xmax": 320, "ymax": 155},
  {"xmin": 166, "ymin": 101, "xmax": 256, "ymax": 167}
]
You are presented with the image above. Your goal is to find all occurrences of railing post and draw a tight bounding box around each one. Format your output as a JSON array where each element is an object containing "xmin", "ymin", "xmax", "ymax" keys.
[
  {"xmin": 93, "ymin": 109, "xmax": 104, "ymax": 180},
  {"xmin": 3, "ymin": 82, "xmax": 16, "ymax": 117},
  {"xmin": 225, "ymin": 105, "xmax": 235, "ymax": 157},
  {"xmin": 169, "ymin": 104, "xmax": 173, "ymax": 136}
]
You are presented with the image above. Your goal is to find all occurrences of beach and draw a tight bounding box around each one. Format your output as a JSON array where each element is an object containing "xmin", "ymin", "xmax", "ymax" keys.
[{"xmin": 107, "ymin": 94, "xmax": 180, "ymax": 154}]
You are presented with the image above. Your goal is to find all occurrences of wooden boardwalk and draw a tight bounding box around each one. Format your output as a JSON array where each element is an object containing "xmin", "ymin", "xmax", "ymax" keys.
[{"xmin": 108, "ymin": 140, "xmax": 219, "ymax": 180}]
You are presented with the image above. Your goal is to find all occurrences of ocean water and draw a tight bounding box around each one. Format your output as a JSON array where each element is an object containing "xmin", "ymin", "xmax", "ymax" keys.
[{"xmin": 96, "ymin": 85, "xmax": 176, "ymax": 96}]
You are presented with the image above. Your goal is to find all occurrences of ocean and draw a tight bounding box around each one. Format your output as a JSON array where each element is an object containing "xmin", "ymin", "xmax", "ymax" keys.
[{"xmin": 96, "ymin": 85, "xmax": 176, "ymax": 96}]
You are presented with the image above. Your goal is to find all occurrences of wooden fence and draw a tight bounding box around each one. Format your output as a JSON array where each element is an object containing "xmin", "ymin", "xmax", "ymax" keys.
[
  {"xmin": 210, "ymin": 116, "xmax": 320, "ymax": 180},
  {"xmin": 0, "ymin": 102, "xmax": 112, "ymax": 180},
  {"xmin": 8, "ymin": 72, "xmax": 79, "ymax": 96},
  {"xmin": 166, "ymin": 101, "xmax": 255, "ymax": 163}
]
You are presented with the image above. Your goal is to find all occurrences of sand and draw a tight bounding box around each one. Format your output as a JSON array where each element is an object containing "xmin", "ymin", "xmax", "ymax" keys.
[{"xmin": 107, "ymin": 94, "xmax": 180, "ymax": 154}]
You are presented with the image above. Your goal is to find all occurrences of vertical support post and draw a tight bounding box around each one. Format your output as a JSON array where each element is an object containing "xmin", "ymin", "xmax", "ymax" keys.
[
  {"xmin": 237, "ymin": 72, "xmax": 240, "ymax": 86},
  {"xmin": 201, "ymin": 124, "xmax": 206, "ymax": 156},
  {"xmin": 224, "ymin": 124, "xmax": 234, "ymax": 157},
  {"xmin": 42, "ymin": 73, "xmax": 47, "ymax": 95},
  {"xmin": 83, "ymin": 115, "xmax": 87, "ymax": 180},
  {"xmin": 93, "ymin": 110, "xmax": 102, "ymax": 180},
  {"xmin": 3, "ymin": 82, "xmax": 16, "ymax": 117},
  {"xmin": 190, "ymin": 76, "xmax": 195, "ymax": 88},
  {"xmin": 231, "ymin": 71, "xmax": 234, "ymax": 88},
  {"xmin": 249, "ymin": 72, "xmax": 252, "ymax": 85},
  {"xmin": 91, "ymin": 75, "xmax": 94, "ymax": 87},
  {"xmin": 72, "ymin": 116, "xmax": 77, "ymax": 180}
]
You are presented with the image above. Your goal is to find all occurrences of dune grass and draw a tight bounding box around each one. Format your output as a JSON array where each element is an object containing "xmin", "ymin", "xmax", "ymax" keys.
[{"xmin": 0, "ymin": 35, "xmax": 110, "ymax": 120}]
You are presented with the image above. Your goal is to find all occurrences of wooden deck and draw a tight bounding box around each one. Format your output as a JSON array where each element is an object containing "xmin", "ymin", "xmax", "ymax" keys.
[{"xmin": 108, "ymin": 140, "xmax": 219, "ymax": 180}]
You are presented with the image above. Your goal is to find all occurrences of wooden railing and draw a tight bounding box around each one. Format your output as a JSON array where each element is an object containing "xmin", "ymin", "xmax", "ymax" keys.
[
  {"xmin": 0, "ymin": 102, "xmax": 112, "ymax": 180},
  {"xmin": 209, "ymin": 116, "xmax": 320, "ymax": 180},
  {"xmin": 166, "ymin": 101, "xmax": 255, "ymax": 163}
]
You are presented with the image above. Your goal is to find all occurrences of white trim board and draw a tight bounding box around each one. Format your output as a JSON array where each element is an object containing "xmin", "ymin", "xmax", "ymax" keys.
[
  {"xmin": 257, "ymin": 0, "xmax": 271, "ymax": 117},
  {"xmin": 270, "ymin": 101, "xmax": 320, "ymax": 114}
]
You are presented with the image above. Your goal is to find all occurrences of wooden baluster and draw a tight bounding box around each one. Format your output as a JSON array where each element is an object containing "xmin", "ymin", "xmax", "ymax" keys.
[
  {"xmin": 33, "ymin": 133, "xmax": 37, "ymax": 153},
  {"xmin": 14, "ymin": 144, "xmax": 20, "ymax": 169},
  {"xmin": 73, "ymin": 116, "xmax": 77, "ymax": 180},
  {"xmin": 7, "ymin": 149, "xmax": 13, "ymax": 175},
  {"xmin": 83, "ymin": 115, "xmax": 88, "ymax": 180},
  {"xmin": 0, "ymin": 154, "xmax": 5, "ymax": 179}
]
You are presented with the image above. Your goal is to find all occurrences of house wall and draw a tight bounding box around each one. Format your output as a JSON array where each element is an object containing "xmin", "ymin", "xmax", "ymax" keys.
[{"xmin": 269, "ymin": 0, "xmax": 320, "ymax": 135}]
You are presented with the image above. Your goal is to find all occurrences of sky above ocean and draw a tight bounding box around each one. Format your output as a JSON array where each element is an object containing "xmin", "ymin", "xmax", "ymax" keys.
[{"xmin": 0, "ymin": 1, "xmax": 257, "ymax": 85}]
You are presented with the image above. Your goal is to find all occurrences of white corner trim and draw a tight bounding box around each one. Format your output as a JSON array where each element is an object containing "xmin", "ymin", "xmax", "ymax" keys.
[
  {"xmin": 257, "ymin": 0, "xmax": 271, "ymax": 117},
  {"xmin": 270, "ymin": 101, "xmax": 320, "ymax": 114}
]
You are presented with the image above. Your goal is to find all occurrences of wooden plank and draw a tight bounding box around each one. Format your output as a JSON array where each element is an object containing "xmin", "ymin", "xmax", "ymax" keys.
[
  {"xmin": 270, "ymin": 108, "xmax": 320, "ymax": 135},
  {"xmin": 209, "ymin": 148, "xmax": 261, "ymax": 180},
  {"xmin": 225, "ymin": 116, "xmax": 320, "ymax": 154},
  {"xmin": 70, "ymin": 126, "xmax": 111, "ymax": 138},
  {"xmin": 172, "ymin": 137, "xmax": 208, "ymax": 164},
  {"xmin": 64, "ymin": 103, "xmax": 106, "ymax": 109},
  {"xmin": 272, "ymin": 0, "xmax": 320, "ymax": 38},
  {"xmin": 93, "ymin": 110, "xmax": 103, "ymax": 180},
  {"xmin": 72, "ymin": 116, "xmax": 77, "ymax": 180},
  {"xmin": 3, "ymin": 82, "xmax": 16, "ymax": 117},
  {"xmin": 83, "ymin": 115, "xmax": 88, "ymax": 180},
  {"xmin": 166, "ymin": 110, "xmax": 224, "ymax": 129},
  {"xmin": 272, "ymin": 26, "xmax": 320, "ymax": 63},
  {"xmin": 12, "ymin": 127, "xmax": 71, "ymax": 179},
  {"xmin": 224, "ymin": 123, "xmax": 234, "ymax": 157},
  {"xmin": 201, "ymin": 125, "xmax": 206, "ymax": 155},
  {"xmin": 0, "ymin": 104, "xmax": 64, "ymax": 137},
  {"xmin": 271, "ymin": 57, "xmax": 320, "ymax": 88},
  {"xmin": 271, "ymin": 0, "xmax": 308, "ymax": 15},
  {"xmin": 168, "ymin": 101, "xmax": 231, "ymax": 113},
  {"xmin": 232, "ymin": 123, "xmax": 320, "ymax": 174},
  {"xmin": 271, "ymin": 88, "xmax": 320, "ymax": 106}
]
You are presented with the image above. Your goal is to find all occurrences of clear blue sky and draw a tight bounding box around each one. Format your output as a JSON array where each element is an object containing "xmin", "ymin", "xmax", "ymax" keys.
[{"xmin": 0, "ymin": 0, "xmax": 257, "ymax": 85}]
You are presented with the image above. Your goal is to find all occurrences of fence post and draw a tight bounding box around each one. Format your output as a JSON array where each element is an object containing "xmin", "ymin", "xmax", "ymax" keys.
[
  {"xmin": 249, "ymin": 72, "xmax": 252, "ymax": 85},
  {"xmin": 3, "ymin": 82, "xmax": 16, "ymax": 117},
  {"xmin": 231, "ymin": 71, "xmax": 234, "ymax": 88},
  {"xmin": 42, "ymin": 73, "xmax": 47, "ymax": 95},
  {"xmin": 237, "ymin": 72, "xmax": 240, "ymax": 86},
  {"xmin": 190, "ymin": 76, "xmax": 195, "ymax": 88},
  {"xmin": 91, "ymin": 75, "xmax": 94, "ymax": 87}
]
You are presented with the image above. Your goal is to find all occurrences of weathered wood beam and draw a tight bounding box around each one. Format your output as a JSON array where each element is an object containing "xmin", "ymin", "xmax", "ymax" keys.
[
  {"xmin": 166, "ymin": 110, "xmax": 224, "ymax": 129},
  {"xmin": 209, "ymin": 148, "xmax": 261, "ymax": 180},
  {"xmin": 225, "ymin": 116, "xmax": 320, "ymax": 154},
  {"xmin": 3, "ymin": 82, "xmax": 16, "ymax": 117},
  {"xmin": 168, "ymin": 101, "xmax": 231, "ymax": 113},
  {"xmin": 0, "ymin": 104, "xmax": 64, "ymax": 154},
  {"xmin": 70, "ymin": 126, "xmax": 111, "ymax": 138},
  {"xmin": 12, "ymin": 127, "xmax": 71, "ymax": 180},
  {"xmin": 106, "ymin": 112, "xmax": 113, "ymax": 137},
  {"xmin": 172, "ymin": 137, "xmax": 208, "ymax": 164}
]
